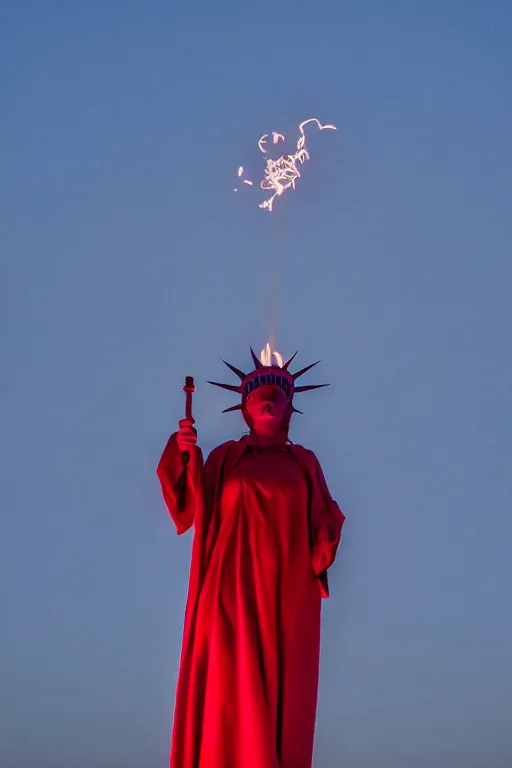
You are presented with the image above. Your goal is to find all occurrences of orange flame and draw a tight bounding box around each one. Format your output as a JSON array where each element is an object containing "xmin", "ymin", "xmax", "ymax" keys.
[{"xmin": 260, "ymin": 342, "xmax": 284, "ymax": 368}]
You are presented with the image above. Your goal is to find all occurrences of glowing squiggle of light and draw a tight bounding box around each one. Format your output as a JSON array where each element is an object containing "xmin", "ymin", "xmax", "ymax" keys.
[
  {"xmin": 235, "ymin": 118, "xmax": 336, "ymax": 211},
  {"xmin": 258, "ymin": 135, "xmax": 269, "ymax": 153},
  {"xmin": 260, "ymin": 119, "xmax": 336, "ymax": 211},
  {"xmin": 234, "ymin": 166, "xmax": 253, "ymax": 191}
]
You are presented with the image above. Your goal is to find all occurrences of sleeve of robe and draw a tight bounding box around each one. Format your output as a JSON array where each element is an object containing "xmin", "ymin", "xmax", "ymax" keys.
[
  {"xmin": 156, "ymin": 435, "xmax": 236, "ymax": 658},
  {"xmin": 304, "ymin": 449, "xmax": 346, "ymax": 598},
  {"xmin": 156, "ymin": 433, "xmax": 234, "ymax": 534},
  {"xmin": 156, "ymin": 433, "xmax": 204, "ymax": 534}
]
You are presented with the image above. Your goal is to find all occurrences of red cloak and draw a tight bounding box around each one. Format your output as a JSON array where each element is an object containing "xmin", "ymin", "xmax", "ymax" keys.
[{"xmin": 157, "ymin": 435, "xmax": 345, "ymax": 768}]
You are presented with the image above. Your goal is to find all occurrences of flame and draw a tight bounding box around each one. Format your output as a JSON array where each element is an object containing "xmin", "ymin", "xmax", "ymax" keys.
[
  {"xmin": 235, "ymin": 118, "xmax": 336, "ymax": 212},
  {"xmin": 260, "ymin": 342, "xmax": 284, "ymax": 368}
]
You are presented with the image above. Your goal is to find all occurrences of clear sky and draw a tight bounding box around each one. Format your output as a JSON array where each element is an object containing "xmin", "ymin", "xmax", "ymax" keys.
[{"xmin": 2, "ymin": 1, "xmax": 512, "ymax": 767}]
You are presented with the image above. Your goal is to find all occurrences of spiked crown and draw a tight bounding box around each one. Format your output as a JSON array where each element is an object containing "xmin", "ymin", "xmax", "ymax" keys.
[{"xmin": 208, "ymin": 347, "xmax": 328, "ymax": 413}]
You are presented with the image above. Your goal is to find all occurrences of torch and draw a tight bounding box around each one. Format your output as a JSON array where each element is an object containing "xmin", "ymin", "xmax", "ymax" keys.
[
  {"xmin": 184, "ymin": 376, "xmax": 195, "ymax": 422},
  {"xmin": 183, "ymin": 376, "xmax": 195, "ymax": 465}
]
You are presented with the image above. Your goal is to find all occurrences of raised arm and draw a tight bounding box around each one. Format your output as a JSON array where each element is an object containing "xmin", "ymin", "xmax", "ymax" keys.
[{"xmin": 156, "ymin": 421, "xmax": 204, "ymax": 535}]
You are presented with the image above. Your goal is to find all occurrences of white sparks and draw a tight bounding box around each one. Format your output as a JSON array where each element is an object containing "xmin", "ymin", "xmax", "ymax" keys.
[
  {"xmin": 235, "ymin": 118, "xmax": 336, "ymax": 212},
  {"xmin": 258, "ymin": 134, "xmax": 269, "ymax": 154}
]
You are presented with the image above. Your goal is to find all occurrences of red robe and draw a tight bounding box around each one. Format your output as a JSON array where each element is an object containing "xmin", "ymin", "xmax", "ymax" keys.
[{"xmin": 157, "ymin": 434, "xmax": 345, "ymax": 768}]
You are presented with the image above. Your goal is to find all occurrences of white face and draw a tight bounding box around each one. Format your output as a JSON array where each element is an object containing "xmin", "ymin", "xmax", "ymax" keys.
[{"xmin": 245, "ymin": 385, "xmax": 290, "ymax": 437}]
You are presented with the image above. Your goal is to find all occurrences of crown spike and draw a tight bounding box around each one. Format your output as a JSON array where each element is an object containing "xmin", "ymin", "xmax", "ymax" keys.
[
  {"xmin": 207, "ymin": 381, "xmax": 243, "ymax": 394},
  {"xmin": 250, "ymin": 346, "xmax": 265, "ymax": 369},
  {"xmin": 222, "ymin": 360, "xmax": 246, "ymax": 380},
  {"xmin": 283, "ymin": 351, "xmax": 298, "ymax": 371},
  {"xmin": 294, "ymin": 384, "xmax": 330, "ymax": 393},
  {"xmin": 222, "ymin": 403, "xmax": 245, "ymax": 413},
  {"xmin": 292, "ymin": 360, "xmax": 321, "ymax": 380}
]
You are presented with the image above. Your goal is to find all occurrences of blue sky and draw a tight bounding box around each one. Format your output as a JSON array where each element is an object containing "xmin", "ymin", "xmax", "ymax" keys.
[{"xmin": 2, "ymin": 2, "xmax": 512, "ymax": 766}]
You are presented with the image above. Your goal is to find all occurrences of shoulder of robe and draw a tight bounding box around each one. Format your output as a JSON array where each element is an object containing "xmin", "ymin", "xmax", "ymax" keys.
[
  {"xmin": 205, "ymin": 440, "xmax": 238, "ymax": 466},
  {"xmin": 290, "ymin": 445, "xmax": 326, "ymax": 479},
  {"xmin": 289, "ymin": 443, "xmax": 317, "ymax": 463}
]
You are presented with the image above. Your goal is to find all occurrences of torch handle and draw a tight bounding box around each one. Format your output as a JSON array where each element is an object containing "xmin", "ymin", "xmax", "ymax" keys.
[{"xmin": 183, "ymin": 376, "xmax": 195, "ymax": 424}]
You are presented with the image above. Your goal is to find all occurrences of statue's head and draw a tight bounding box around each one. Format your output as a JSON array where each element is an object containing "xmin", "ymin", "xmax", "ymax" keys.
[
  {"xmin": 208, "ymin": 347, "xmax": 328, "ymax": 440},
  {"xmin": 242, "ymin": 384, "xmax": 291, "ymax": 440}
]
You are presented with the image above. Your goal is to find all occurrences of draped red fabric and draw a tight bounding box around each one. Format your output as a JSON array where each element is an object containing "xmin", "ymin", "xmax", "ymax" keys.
[{"xmin": 157, "ymin": 434, "xmax": 345, "ymax": 768}]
